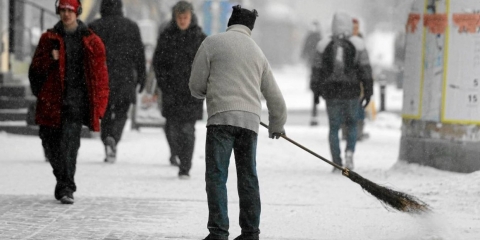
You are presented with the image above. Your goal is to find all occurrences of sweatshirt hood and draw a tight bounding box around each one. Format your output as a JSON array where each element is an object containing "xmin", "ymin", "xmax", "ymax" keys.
[{"xmin": 332, "ymin": 12, "xmax": 353, "ymax": 37}]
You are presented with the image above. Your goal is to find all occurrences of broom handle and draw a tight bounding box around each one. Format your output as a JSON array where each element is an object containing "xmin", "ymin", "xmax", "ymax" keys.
[{"xmin": 260, "ymin": 122, "xmax": 344, "ymax": 170}]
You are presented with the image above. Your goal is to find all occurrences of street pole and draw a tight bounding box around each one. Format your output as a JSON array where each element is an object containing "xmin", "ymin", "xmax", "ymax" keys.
[
  {"xmin": 0, "ymin": 0, "xmax": 3, "ymax": 54},
  {"xmin": 379, "ymin": 74, "xmax": 386, "ymax": 112},
  {"xmin": 8, "ymin": 0, "xmax": 15, "ymax": 71}
]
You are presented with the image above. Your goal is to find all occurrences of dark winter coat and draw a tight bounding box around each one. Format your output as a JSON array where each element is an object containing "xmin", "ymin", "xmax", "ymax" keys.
[
  {"xmin": 89, "ymin": 0, "xmax": 146, "ymax": 104},
  {"xmin": 152, "ymin": 14, "xmax": 206, "ymax": 121},
  {"xmin": 29, "ymin": 21, "xmax": 109, "ymax": 132}
]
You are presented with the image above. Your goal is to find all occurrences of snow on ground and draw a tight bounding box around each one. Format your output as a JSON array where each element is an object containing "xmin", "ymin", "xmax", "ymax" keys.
[{"xmin": 0, "ymin": 65, "xmax": 479, "ymax": 239}]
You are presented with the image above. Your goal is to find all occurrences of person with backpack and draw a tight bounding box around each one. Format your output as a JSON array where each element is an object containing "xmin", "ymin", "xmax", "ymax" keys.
[{"xmin": 310, "ymin": 12, "xmax": 373, "ymax": 172}]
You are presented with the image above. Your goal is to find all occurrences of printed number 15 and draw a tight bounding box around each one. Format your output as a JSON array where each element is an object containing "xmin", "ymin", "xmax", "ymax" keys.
[{"xmin": 468, "ymin": 94, "xmax": 478, "ymax": 103}]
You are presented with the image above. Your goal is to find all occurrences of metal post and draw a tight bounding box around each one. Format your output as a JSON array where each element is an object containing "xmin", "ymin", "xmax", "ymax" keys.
[
  {"xmin": 379, "ymin": 79, "xmax": 386, "ymax": 112},
  {"xmin": 8, "ymin": 0, "xmax": 15, "ymax": 71},
  {"xmin": 0, "ymin": 0, "xmax": 3, "ymax": 54},
  {"xmin": 40, "ymin": 9, "xmax": 45, "ymax": 32}
]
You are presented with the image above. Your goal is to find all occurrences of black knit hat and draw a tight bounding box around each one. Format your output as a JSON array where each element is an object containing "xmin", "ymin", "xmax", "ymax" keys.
[
  {"xmin": 100, "ymin": 0, "xmax": 123, "ymax": 16},
  {"xmin": 227, "ymin": 5, "xmax": 258, "ymax": 30}
]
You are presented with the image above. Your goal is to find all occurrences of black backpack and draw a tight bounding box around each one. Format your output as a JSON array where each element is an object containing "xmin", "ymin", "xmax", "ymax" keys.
[{"xmin": 321, "ymin": 36, "xmax": 358, "ymax": 84}]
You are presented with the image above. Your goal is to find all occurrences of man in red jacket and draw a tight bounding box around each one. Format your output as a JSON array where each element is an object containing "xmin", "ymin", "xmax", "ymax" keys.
[{"xmin": 28, "ymin": 0, "xmax": 109, "ymax": 204}]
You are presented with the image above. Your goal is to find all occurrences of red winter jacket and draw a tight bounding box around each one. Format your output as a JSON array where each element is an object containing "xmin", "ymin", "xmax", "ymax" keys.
[{"xmin": 29, "ymin": 22, "xmax": 109, "ymax": 132}]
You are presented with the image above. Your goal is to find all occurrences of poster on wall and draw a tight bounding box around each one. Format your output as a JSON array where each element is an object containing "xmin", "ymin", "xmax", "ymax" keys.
[
  {"xmin": 402, "ymin": 0, "xmax": 425, "ymax": 119},
  {"xmin": 421, "ymin": 0, "xmax": 448, "ymax": 121},
  {"xmin": 442, "ymin": 0, "xmax": 480, "ymax": 124}
]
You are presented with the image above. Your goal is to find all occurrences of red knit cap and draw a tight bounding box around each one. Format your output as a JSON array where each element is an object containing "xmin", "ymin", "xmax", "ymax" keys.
[{"xmin": 58, "ymin": 0, "xmax": 81, "ymax": 14}]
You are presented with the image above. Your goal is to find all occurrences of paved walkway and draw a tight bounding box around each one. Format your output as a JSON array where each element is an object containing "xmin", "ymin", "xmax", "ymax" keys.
[
  {"xmin": 0, "ymin": 195, "xmax": 206, "ymax": 240},
  {"xmin": 1, "ymin": 194, "xmax": 328, "ymax": 240}
]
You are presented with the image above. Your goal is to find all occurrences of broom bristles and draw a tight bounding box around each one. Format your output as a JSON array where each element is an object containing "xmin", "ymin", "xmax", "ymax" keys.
[{"xmin": 343, "ymin": 169, "xmax": 431, "ymax": 214}]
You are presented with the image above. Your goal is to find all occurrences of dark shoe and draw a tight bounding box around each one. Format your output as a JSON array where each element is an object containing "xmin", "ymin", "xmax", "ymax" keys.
[
  {"xmin": 60, "ymin": 196, "xmax": 74, "ymax": 204},
  {"xmin": 169, "ymin": 155, "xmax": 179, "ymax": 166},
  {"xmin": 234, "ymin": 234, "xmax": 259, "ymax": 240},
  {"xmin": 59, "ymin": 192, "xmax": 74, "ymax": 204},
  {"xmin": 105, "ymin": 137, "xmax": 116, "ymax": 163},
  {"xmin": 203, "ymin": 234, "xmax": 228, "ymax": 240}
]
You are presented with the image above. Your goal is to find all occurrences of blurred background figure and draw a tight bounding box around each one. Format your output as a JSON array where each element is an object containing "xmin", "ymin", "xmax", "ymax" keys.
[
  {"xmin": 301, "ymin": 20, "xmax": 323, "ymax": 126},
  {"xmin": 310, "ymin": 11, "xmax": 373, "ymax": 172},
  {"xmin": 342, "ymin": 17, "xmax": 369, "ymax": 141},
  {"xmin": 301, "ymin": 21, "xmax": 322, "ymax": 66},
  {"xmin": 152, "ymin": 1, "xmax": 206, "ymax": 179},
  {"xmin": 89, "ymin": 0, "xmax": 147, "ymax": 163},
  {"xmin": 352, "ymin": 18, "xmax": 363, "ymax": 37}
]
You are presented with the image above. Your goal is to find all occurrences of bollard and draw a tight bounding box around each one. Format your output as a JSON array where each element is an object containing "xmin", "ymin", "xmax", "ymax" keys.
[
  {"xmin": 379, "ymin": 76, "xmax": 387, "ymax": 112},
  {"xmin": 380, "ymin": 83, "xmax": 386, "ymax": 112}
]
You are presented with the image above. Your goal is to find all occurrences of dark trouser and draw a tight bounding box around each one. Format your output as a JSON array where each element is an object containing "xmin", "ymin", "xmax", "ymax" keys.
[
  {"xmin": 164, "ymin": 119, "xmax": 196, "ymax": 174},
  {"xmin": 326, "ymin": 99, "xmax": 358, "ymax": 166},
  {"xmin": 205, "ymin": 125, "xmax": 260, "ymax": 238},
  {"xmin": 341, "ymin": 101, "xmax": 366, "ymax": 140},
  {"xmin": 100, "ymin": 100, "xmax": 131, "ymax": 145},
  {"xmin": 39, "ymin": 107, "xmax": 83, "ymax": 200}
]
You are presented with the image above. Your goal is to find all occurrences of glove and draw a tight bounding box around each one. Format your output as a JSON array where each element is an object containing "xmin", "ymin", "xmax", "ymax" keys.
[
  {"xmin": 361, "ymin": 96, "xmax": 371, "ymax": 109},
  {"xmin": 270, "ymin": 132, "xmax": 284, "ymax": 139}
]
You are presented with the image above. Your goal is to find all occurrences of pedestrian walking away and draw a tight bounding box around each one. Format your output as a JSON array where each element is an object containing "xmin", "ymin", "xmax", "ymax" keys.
[
  {"xmin": 28, "ymin": 0, "xmax": 109, "ymax": 204},
  {"xmin": 189, "ymin": 5, "xmax": 287, "ymax": 240},
  {"xmin": 310, "ymin": 11, "xmax": 373, "ymax": 172},
  {"xmin": 301, "ymin": 20, "xmax": 323, "ymax": 126},
  {"xmin": 152, "ymin": 1, "xmax": 206, "ymax": 178},
  {"xmin": 89, "ymin": 0, "xmax": 146, "ymax": 163}
]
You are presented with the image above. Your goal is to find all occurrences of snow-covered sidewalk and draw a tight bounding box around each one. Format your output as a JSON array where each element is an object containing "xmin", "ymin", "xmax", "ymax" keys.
[{"xmin": 0, "ymin": 111, "xmax": 479, "ymax": 239}]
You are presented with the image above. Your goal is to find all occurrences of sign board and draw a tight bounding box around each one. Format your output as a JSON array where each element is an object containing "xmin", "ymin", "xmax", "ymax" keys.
[
  {"xmin": 402, "ymin": 0, "xmax": 480, "ymax": 125},
  {"xmin": 442, "ymin": 0, "xmax": 480, "ymax": 124}
]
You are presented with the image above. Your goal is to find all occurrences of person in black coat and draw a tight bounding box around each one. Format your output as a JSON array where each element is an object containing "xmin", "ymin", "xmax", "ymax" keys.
[
  {"xmin": 89, "ymin": 0, "xmax": 146, "ymax": 163},
  {"xmin": 152, "ymin": 1, "xmax": 206, "ymax": 178}
]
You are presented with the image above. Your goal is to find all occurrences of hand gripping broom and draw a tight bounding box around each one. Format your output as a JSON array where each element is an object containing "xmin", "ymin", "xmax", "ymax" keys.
[{"xmin": 261, "ymin": 122, "xmax": 431, "ymax": 214}]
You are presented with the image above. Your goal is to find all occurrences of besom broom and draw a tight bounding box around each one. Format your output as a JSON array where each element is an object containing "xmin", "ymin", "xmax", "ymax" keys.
[{"xmin": 261, "ymin": 122, "xmax": 431, "ymax": 214}]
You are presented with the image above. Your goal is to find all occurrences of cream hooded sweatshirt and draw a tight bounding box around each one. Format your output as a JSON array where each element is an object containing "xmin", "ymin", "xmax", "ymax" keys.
[{"xmin": 189, "ymin": 25, "xmax": 287, "ymax": 135}]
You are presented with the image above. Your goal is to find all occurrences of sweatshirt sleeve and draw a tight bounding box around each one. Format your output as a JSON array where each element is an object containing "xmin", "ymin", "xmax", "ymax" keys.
[
  {"xmin": 189, "ymin": 42, "xmax": 210, "ymax": 99},
  {"xmin": 260, "ymin": 60, "xmax": 287, "ymax": 135}
]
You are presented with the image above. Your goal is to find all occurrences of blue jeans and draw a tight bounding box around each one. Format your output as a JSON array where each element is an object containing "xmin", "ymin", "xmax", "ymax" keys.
[
  {"xmin": 326, "ymin": 99, "xmax": 358, "ymax": 166},
  {"xmin": 205, "ymin": 125, "xmax": 260, "ymax": 238}
]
